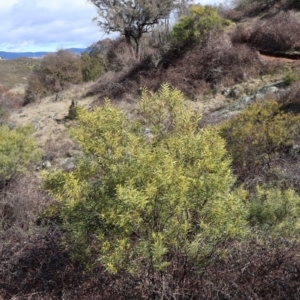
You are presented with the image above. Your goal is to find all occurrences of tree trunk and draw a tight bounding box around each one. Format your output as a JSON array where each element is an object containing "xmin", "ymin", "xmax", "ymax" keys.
[
  {"xmin": 124, "ymin": 30, "xmax": 136, "ymax": 60},
  {"xmin": 136, "ymin": 39, "xmax": 141, "ymax": 62}
]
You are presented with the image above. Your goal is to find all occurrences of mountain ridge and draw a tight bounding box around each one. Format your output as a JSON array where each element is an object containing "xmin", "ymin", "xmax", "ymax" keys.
[{"xmin": 0, "ymin": 48, "xmax": 86, "ymax": 60}]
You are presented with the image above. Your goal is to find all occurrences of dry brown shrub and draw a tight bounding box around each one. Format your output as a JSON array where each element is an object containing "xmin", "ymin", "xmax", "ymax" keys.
[
  {"xmin": 251, "ymin": 11, "xmax": 300, "ymax": 52},
  {"xmin": 0, "ymin": 173, "xmax": 52, "ymax": 233},
  {"xmin": 200, "ymin": 239, "xmax": 300, "ymax": 299},
  {"xmin": 0, "ymin": 85, "xmax": 24, "ymax": 111},
  {"xmin": 222, "ymin": 8, "xmax": 244, "ymax": 21},
  {"xmin": 233, "ymin": 0, "xmax": 300, "ymax": 17},
  {"xmin": 25, "ymin": 50, "xmax": 83, "ymax": 104},
  {"xmin": 89, "ymin": 32, "xmax": 270, "ymax": 103},
  {"xmin": 230, "ymin": 22, "xmax": 255, "ymax": 44},
  {"xmin": 105, "ymin": 37, "xmax": 137, "ymax": 72},
  {"xmin": 232, "ymin": 11, "xmax": 300, "ymax": 53},
  {"xmin": 165, "ymin": 32, "xmax": 267, "ymax": 97},
  {"xmin": 278, "ymin": 81, "xmax": 300, "ymax": 110}
]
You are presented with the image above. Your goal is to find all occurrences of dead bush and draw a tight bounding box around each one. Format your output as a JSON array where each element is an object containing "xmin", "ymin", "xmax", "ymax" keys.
[
  {"xmin": 220, "ymin": 8, "xmax": 244, "ymax": 21},
  {"xmin": 199, "ymin": 238, "xmax": 300, "ymax": 299},
  {"xmin": 89, "ymin": 32, "xmax": 270, "ymax": 102},
  {"xmin": 230, "ymin": 22, "xmax": 255, "ymax": 44},
  {"xmin": 2, "ymin": 235, "xmax": 300, "ymax": 299},
  {"xmin": 0, "ymin": 85, "xmax": 24, "ymax": 112},
  {"xmin": 233, "ymin": 0, "xmax": 300, "ymax": 17},
  {"xmin": 278, "ymin": 81, "xmax": 300, "ymax": 110},
  {"xmin": 231, "ymin": 11, "xmax": 300, "ymax": 53},
  {"xmin": 164, "ymin": 32, "xmax": 267, "ymax": 98},
  {"xmin": 0, "ymin": 173, "xmax": 52, "ymax": 233},
  {"xmin": 105, "ymin": 37, "xmax": 137, "ymax": 72},
  {"xmin": 251, "ymin": 11, "xmax": 300, "ymax": 52},
  {"xmin": 25, "ymin": 50, "xmax": 83, "ymax": 104}
]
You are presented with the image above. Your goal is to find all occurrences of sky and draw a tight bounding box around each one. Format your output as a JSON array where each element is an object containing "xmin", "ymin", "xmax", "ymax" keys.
[{"xmin": 0, "ymin": 0, "xmax": 225, "ymax": 53}]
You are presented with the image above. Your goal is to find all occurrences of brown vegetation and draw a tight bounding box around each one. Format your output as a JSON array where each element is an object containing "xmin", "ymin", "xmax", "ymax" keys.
[
  {"xmin": 231, "ymin": 11, "xmax": 300, "ymax": 53},
  {"xmin": 89, "ymin": 32, "xmax": 270, "ymax": 103},
  {"xmin": 2, "ymin": 234, "xmax": 300, "ymax": 299},
  {"xmin": 25, "ymin": 50, "xmax": 83, "ymax": 104},
  {"xmin": 3, "ymin": 2, "xmax": 300, "ymax": 299},
  {"xmin": 0, "ymin": 85, "xmax": 24, "ymax": 112}
]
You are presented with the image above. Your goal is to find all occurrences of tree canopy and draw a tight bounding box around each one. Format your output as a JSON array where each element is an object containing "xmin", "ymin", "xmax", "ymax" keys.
[{"xmin": 88, "ymin": 0, "xmax": 176, "ymax": 59}]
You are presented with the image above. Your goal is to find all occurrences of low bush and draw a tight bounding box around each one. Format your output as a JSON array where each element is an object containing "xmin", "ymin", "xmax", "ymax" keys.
[
  {"xmin": 80, "ymin": 44, "xmax": 107, "ymax": 82},
  {"xmin": 220, "ymin": 100, "xmax": 300, "ymax": 183},
  {"xmin": 25, "ymin": 50, "xmax": 83, "ymax": 104},
  {"xmin": 231, "ymin": 11, "xmax": 300, "ymax": 53},
  {"xmin": 105, "ymin": 37, "xmax": 137, "ymax": 72},
  {"xmin": 278, "ymin": 81, "xmax": 300, "ymax": 110},
  {"xmin": 171, "ymin": 5, "xmax": 231, "ymax": 48},
  {"xmin": 0, "ymin": 85, "xmax": 24, "ymax": 109},
  {"xmin": 283, "ymin": 70, "xmax": 300, "ymax": 85},
  {"xmin": 247, "ymin": 186, "xmax": 300, "ymax": 237},
  {"xmin": 0, "ymin": 125, "xmax": 41, "ymax": 189},
  {"xmin": 232, "ymin": 0, "xmax": 300, "ymax": 17}
]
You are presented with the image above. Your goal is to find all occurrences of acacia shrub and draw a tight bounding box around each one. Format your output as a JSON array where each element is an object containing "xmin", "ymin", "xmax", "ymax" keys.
[
  {"xmin": 220, "ymin": 100, "xmax": 300, "ymax": 183},
  {"xmin": 25, "ymin": 50, "xmax": 83, "ymax": 104},
  {"xmin": 42, "ymin": 84, "xmax": 248, "ymax": 297},
  {"xmin": 0, "ymin": 125, "xmax": 41, "ymax": 232},
  {"xmin": 171, "ymin": 5, "xmax": 231, "ymax": 48},
  {"xmin": 0, "ymin": 125, "xmax": 41, "ymax": 189}
]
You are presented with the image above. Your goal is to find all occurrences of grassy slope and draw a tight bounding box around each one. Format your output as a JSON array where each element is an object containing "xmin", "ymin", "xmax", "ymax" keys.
[{"xmin": 0, "ymin": 58, "xmax": 40, "ymax": 90}]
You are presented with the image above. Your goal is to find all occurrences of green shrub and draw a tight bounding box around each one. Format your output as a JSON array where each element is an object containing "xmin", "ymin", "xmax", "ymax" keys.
[
  {"xmin": 247, "ymin": 186, "xmax": 300, "ymax": 237},
  {"xmin": 25, "ymin": 50, "xmax": 83, "ymax": 104},
  {"xmin": 81, "ymin": 52, "xmax": 105, "ymax": 82},
  {"xmin": 171, "ymin": 5, "xmax": 231, "ymax": 48},
  {"xmin": 42, "ymin": 84, "xmax": 247, "ymax": 292},
  {"xmin": 0, "ymin": 125, "xmax": 41, "ymax": 187},
  {"xmin": 67, "ymin": 100, "xmax": 78, "ymax": 120},
  {"xmin": 220, "ymin": 100, "xmax": 300, "ymax": 176},
  {"xmin": 283, "ymin": 70, "xmax": 300, "ymax": 85}
]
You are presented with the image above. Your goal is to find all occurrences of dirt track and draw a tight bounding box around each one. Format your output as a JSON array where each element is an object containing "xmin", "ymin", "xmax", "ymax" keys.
[{"xmin": 258, "ymin": 51, "xmax": 300, "ymax": 63}]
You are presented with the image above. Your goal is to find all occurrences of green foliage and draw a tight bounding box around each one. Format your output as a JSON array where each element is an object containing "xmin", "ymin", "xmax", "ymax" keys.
[
  {"xmin": 43, "ymin": 84, "xmax": 247, "ymax": 275},
  {"xmin": 0, "ymin": 125, "xmax": 41, "ymax": 186},
  {"xmin": 247, "ymin": 186, "xmax": 300, "ymax": 237},
  {"xmin": 25, "ymin": 50, "xmax": 83, "ymax": 104},
  {"xmin": 0, "ymin": 104, "xmax": 8, "ymax": 126},
  {"xmin": 67, "ymin": 100, "xmax": 78, "ymax": 120},
  {"xmin": 220, "ymin": 100, "xmax": 300, "ymax": 173},
  {"xmin": 81, "ymin": 52, "xmax": 105, "ymax": 82},
  {"xmin": 283, "ymin": 70, "xmax": 300, "ymax": 85},
  {"xmin": 171, "ymin": 5, "xmax": 231, "ymax": 47}
]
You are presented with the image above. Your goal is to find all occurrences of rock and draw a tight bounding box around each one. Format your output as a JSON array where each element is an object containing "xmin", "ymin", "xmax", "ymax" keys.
[
  {"xmin": 61, "ymin": 158, "xmax": 76, "ymax": 171},
  {"xmin": 221, "ymin": 88, "xmax": 231, "ymax": 97},
  {"xmin": 255, "ymin": 93, "xmax": 265, "ymax": 100},
  {"xmin": 42, "ymin": 161, "xmax": 52, "ymax": 168}
]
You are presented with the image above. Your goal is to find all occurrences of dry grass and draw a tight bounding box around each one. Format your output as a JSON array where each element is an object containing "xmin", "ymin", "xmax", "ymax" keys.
[{"xmin": 0, "ymin": 58, "xmax": 40, "ymax": 90}]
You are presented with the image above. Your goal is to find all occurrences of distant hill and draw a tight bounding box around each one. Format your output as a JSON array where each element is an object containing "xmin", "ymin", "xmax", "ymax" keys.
[{"xmin": 0, "ymin": 48, "xmax": 86, "ymax": 60}]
